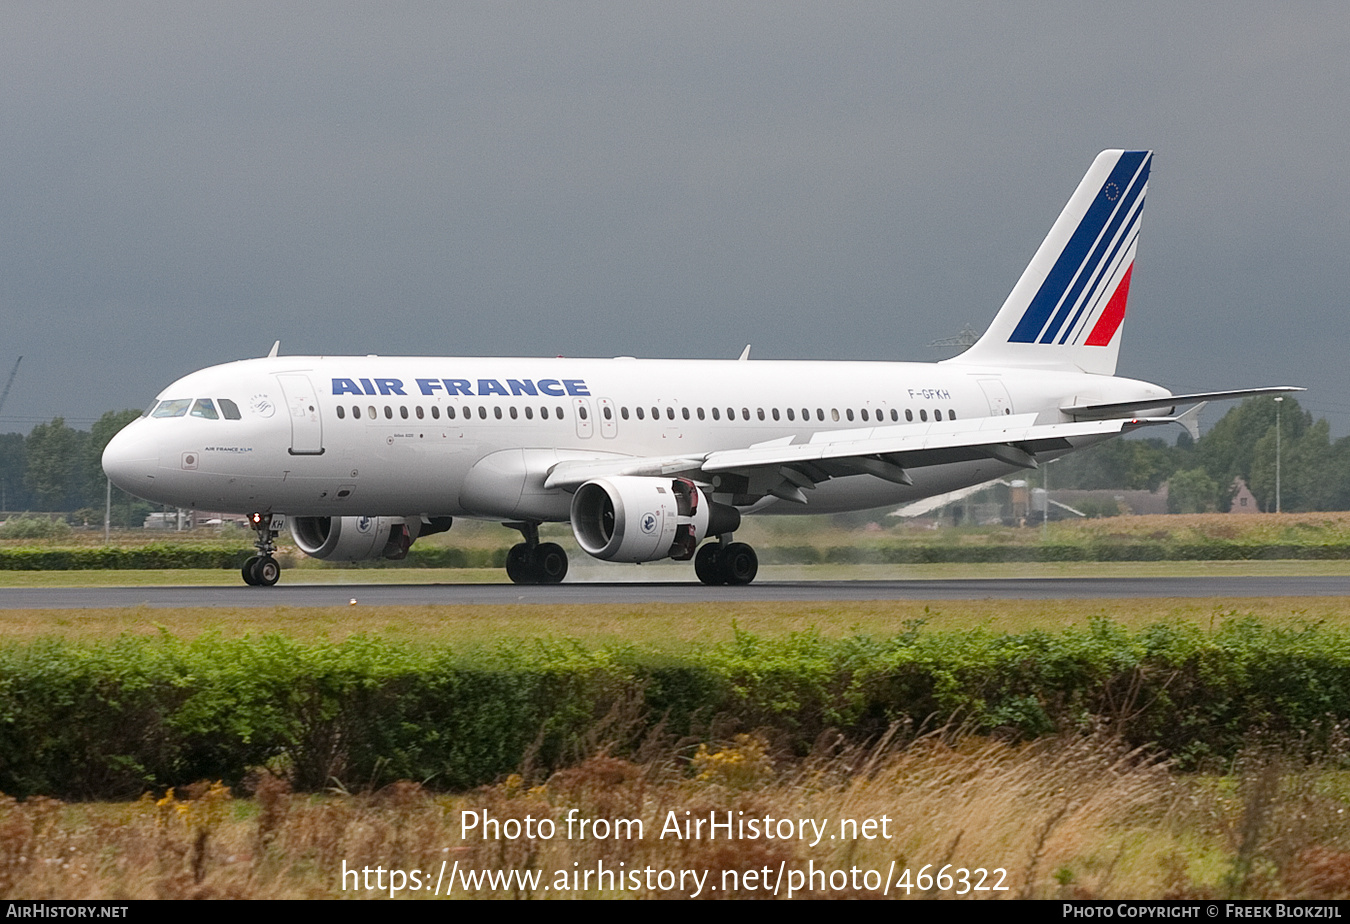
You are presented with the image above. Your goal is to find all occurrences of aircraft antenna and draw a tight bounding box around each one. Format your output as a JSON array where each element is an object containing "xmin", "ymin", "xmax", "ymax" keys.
[{"xmin": 0, "ymin": 356, "xmax": 22, "ymax": 416}]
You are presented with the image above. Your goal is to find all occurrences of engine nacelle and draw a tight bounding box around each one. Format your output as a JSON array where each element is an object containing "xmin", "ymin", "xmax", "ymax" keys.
[
  {"xmin": 570, "ymin": 476, "xmax": 739, "ymax": 563},
  {"xmin": 290, "ymin": 515, "xmax": 422, "ymax": 561}
]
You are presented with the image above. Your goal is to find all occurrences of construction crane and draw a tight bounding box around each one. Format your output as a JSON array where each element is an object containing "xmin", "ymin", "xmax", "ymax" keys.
[
  {"xmin": 0, "ymin": 357, "xmax": 20, "ymax": 417},
  {"xmin": 927, "ymin": 325, "xmax": 979, "ymax": 352}
]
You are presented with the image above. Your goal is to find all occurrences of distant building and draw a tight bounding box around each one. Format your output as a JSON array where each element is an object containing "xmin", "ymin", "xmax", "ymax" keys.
[{"xmin": 1229, "ymin": 477, "xmax": 1259, "ymax": 513}]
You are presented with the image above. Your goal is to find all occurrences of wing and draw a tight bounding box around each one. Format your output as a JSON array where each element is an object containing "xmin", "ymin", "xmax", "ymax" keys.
[{"xmin": 543, "ymin": 411, "xmax": 1181, "ymax": 505}]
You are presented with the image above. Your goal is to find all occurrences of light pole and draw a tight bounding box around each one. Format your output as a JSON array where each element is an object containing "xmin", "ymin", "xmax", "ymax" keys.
[{"xmin": 1274, "ymin": 396, "xmax": 1283, "ymax": 514}]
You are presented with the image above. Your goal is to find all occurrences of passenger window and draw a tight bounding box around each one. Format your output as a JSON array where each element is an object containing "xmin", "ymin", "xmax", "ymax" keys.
[
  {"xmin": 934, "ymin": 409, "xmax": 943, "ymax": 421},
  {"xmin": 525, "ymin": 406, "xmax": 534, "ymax": 420},
  {"xmin": 337, "ymin": 406, "xmax": 346, "ymax": 420},
  {"xmin": 493, "ymin": 406, "xmax": 502, "ymax": 419},
  {"xmin": 636, "ymin": 407, "xmax": 645, "ymax": 420},
  {"xmin": 353, "ymin": 406, "xmax": 361, "ymax": 419},
  {"xmin": 727, "ymin": 408, "xmax": 735, "ymax": 420},
  {"xmin": 368, "ymin": 406, "xmax": 377, "ymax": 419},
  {"xmin": 742, "ymin": 408, "xmax": 750, "ymax": 421},
  {"xmin": 541, "ymin": 407, "xmax": 549, "ymax": 420},
  {"xmin": 816, "ymin": 409, "xmax": 824, "ymax": 421},
  {"xmin": 578, "ymin": 405, "xmax": 588, "ymax": 420},
  {"xmin": 831, "ymin": 409, "xmax": 840, "ymax": 422},
  {"xmin": 949, "ymin": 409, "xmax": 956, "ymax": 419},
  {"xmin": 682, "ymin": 407, "xmax": 690, "ymax": 420},
  {"xmin": 786, "ymin": 408, "xmax": 795, "ymax": 421},
  {"xmin": 152, "ymin": 399, "xmax": 191, "ymax": 418},
  {"xmin": 191, "ymin": 399, "xmax": 219, "ymax": 420},
  {"xmin": 478, "ymin": 407, "xmax": 487, "ymax": 420},
  {"xmin": 711, "ymin": 407, "xmax": 720, "ymax": 420},
  {"xmin": 667, "ymin": 407, "xmax": 675, "ymax": 420},
  {"xmin": 697, "ymin": 408, "xmax": 705, "ymax": 420},
  {"xmin": 384, "ymin": 406, "xmax": 393, "ymax": 419},
  {"xmin": 603, "ymin": 406, "xmax": 612, "ymax": 420},
  {"xmin": 510, "ymin": 406, "xmax": 518, "ymax": 419},
  {"xmin": 652, "ymin": 407, "xmax": 659, "ymax": 420},
  {"xmin": 845, "ymin": 409, "xmax": 854, "ymax": 422},
  {"xmin": 400, "ymin": 406, "xmax": 409, "ymax": 419},
  {"xmin": 860, "ymin": 409, "xmax": 868, "ymax": 422},
  {"xmin": 757, "ymin": 408, "xmax": 765, "ymax": 421},
  {"xmin": 416, "ymin": 406, "xmax": 424, "ymax": 420},
  {"xmin": 891, "ymin": 409, "xmax": 899, "ymax": 422},
  {"xmin": 621, "ymin": 407, "xmax": 629, "ymax": 420},
  {"xmin": 218, "ymin": 398, "xmax": 242, "ymax": 420},
  {"xmin": 920, "ymin": 409, "xmax": 928, "ymax": 422},
  {"xmin": 772, "ymin": 408, "xmax": 779, "ymax": 421},
  {"xmin": 906, "ymin": 409, "xmax": 914, "ymax": 422},
  {"xmin": 556, "ymin": 406, "xmax": 565, "ymax": 419}
]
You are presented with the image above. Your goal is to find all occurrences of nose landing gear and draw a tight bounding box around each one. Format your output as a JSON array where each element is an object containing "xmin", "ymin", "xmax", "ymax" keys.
[{"xmin": 242, "ymin": 512, "xmax": 283, "ymax": 587}]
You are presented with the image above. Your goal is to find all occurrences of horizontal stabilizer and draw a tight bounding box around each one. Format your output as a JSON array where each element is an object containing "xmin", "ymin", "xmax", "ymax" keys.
[{"xmin": 1061, "ymin": 386, "xmax": 1305, "ymax": 420}]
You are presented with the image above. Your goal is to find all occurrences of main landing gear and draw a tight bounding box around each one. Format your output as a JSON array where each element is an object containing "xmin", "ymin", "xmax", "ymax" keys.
[
  {"xmin": 242, "ymin": 512, "xmax": 282, "ymax": 587},
  {"xmin": 694, "ymin": 537, "xmax": 759, "ymax": 586},
  {"xmin": 504, "ymin": 521, "xmax": 569, "ymax": 585}
]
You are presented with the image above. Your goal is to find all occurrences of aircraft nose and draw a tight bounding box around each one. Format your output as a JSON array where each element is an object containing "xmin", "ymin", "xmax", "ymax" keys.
[{"xmin": 101, "ymin": 423, "xmax": 158, "ymax": 495}]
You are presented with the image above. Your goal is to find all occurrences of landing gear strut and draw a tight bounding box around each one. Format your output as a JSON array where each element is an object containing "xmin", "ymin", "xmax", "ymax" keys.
[
  {"xmin": 694, "ymin": 536, "xmax": 758, "ymax": 586},
  {"xmin": 242, "ymin": 512, "xmax": 283, "ymax": 587},
  {"xmin": 504, "ymin": 521, "xmax": 568, "ymax": 585}
]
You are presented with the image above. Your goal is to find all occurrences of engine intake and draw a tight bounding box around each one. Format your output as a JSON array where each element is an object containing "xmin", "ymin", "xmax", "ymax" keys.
[
  {"xmin": 290, "ymin": 515, "xmax": 424, "ymax": 561},
  {"xmin": 570, "ymin": 476, "xmax": 739, "ymax": 563}
]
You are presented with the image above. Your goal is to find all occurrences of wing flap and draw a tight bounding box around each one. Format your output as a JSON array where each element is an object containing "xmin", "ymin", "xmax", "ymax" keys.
[{"xmin": 541, "ymin": 413, "xmax": 1177, "ymax": 494}]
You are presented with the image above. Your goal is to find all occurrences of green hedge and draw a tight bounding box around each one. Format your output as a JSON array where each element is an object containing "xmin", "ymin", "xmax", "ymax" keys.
[
  {"xmin": 5, "ymin": 540, "xmax": 1350, "ymax": 571},
  {"xmin": 0, "ymin": 544, "xmax": 254, "ymax": 571},
  {"xmin": 3, "ymin": 620, "xmax": 1349, "ymax": 798},
  {"xmin": 763, "ymin": 541, "xmax": 1350, "ymax": 564}
]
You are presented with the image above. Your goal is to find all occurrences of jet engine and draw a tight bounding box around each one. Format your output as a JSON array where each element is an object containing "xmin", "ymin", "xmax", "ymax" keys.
[
  {"xmin": 570, "ymin": 476, "xmax": 740, "ymax": 563},
  {"xmin": 290, "ymin": 515, "xmax": 445, "ymax": 562}
]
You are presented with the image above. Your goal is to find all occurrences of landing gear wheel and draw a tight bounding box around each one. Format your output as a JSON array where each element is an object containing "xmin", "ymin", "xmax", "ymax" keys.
[
  {"xmin": 242, "ymin": 556, "xmax": 262, "ymax": 586},
  {"xmin": 694, "ymin": 543, "xmax": 724, "ymax": 585},
  {"xmin": 535, "ymin": 542, "xmax": 568, "ymax": 584},
  {"xmin": 506, "ymin": 543, "xmax": 535, "ymax": 584},
  {"xmin": 253, "ymin": 556, "xmax": 281, "ymax": 587},
  {"xmin": 720, "ymin": 542, "xmax": 758, "ymax": 586}
]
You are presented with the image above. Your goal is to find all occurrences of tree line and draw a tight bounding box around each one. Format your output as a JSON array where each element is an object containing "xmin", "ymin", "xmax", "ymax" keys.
[
  {"xmin": 0, "ymin": 410, "xmax": 144, "ymax": 526},
  {"xmin": 1049, "ymin": 396, "xmax": 1345, "ymax": 513}
]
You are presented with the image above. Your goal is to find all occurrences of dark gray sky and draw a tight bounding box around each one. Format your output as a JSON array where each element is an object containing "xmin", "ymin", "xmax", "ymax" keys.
[{"xmin": 3, "ymin": 4, "xmax": 1347, "ymax": 433}]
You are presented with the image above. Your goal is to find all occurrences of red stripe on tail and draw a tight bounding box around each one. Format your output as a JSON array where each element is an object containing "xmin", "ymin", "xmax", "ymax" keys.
[{"xmin": 1084, "ymin": 264, "xmax": 1133, "ymax": 346}]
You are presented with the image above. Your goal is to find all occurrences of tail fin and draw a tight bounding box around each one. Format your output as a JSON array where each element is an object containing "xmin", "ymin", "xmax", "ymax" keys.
[{"xmin": 948, "ymin": 149, "xmax": 1151, "ymax": 376}]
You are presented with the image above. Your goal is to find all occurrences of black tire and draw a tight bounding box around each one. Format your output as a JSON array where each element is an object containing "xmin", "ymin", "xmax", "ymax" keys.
[
  {"xmin": 505, "ymin": 543, "xmax": 535, "ymax": 584},
  {"xmin": 694, "ymin": 543, "xmax": 725, "ymax": 585},
  {"xmin": 535, "ymin": 542, "xmax": 568, "ymax": 584},
  {"xmin": 720, "ymin": 542, "xmax": 758, "ymax": 586},
  {"xmin": 242, "ymin": 556, "xmax": 261, "ymax": 586},
  {"xmin": 255, "ymin": 556, "xmax": 281, "ymax": 587}
]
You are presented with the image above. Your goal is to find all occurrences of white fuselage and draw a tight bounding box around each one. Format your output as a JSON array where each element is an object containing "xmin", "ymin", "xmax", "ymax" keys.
[{"xmin": 101, "ymin": 354, "xmax": 1168, "ymax": 520}]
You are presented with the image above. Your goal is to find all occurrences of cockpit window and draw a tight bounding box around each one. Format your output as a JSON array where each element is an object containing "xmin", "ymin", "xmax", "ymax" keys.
[
  {"xmin": 218, "ymin": 398, "xmax": 241, "ymax": 420},
  {"xmin": 151, "ymin": 399, "xmax": 192, "ymax": 418},
  {"xmin": 191, "ymin": 399, "xmax": 219, "ymax": 420}
]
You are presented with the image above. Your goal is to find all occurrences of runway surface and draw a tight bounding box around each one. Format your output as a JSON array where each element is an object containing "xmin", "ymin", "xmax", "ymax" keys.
[{"xmin": 4, "ymin": 576, "xmax": 1350, "ymax": 608}]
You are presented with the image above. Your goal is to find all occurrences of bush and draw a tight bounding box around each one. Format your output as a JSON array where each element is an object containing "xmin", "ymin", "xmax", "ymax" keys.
[
  {"xmin": 4, "ymin": 620, "xmax": 1350, "ymax": 798},
  {"xmin": 0, "ymin": 515, "xmax": 72, "ymax": 540}
]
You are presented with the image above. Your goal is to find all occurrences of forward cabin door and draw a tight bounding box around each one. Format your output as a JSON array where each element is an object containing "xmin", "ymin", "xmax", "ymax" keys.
[{"xmin": 277, "ymin": 373, "xmax": 325, "ymax": 455}]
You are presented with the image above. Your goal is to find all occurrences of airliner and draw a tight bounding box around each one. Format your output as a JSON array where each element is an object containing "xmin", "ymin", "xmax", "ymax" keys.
[{"xmin": 101, "ymin": 150, "xmax": 1299, "ymax": 586}]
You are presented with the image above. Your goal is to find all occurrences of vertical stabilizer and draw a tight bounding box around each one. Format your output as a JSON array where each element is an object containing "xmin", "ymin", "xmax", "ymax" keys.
[{"xmin": 948, "ymin": 149, "xmax": 1151, "ymax": 375}]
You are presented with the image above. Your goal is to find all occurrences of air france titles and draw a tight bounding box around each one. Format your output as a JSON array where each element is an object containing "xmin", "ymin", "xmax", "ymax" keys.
[{"xmin": 330, "ymin": 377, "xmax": 591, "ymax": 398}]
